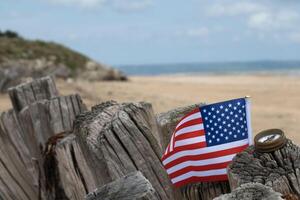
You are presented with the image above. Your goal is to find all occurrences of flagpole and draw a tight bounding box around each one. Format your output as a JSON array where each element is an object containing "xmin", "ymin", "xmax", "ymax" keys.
[{"xmin": 245, "ymin": 96, "xmax": 253, "ymax": 145}]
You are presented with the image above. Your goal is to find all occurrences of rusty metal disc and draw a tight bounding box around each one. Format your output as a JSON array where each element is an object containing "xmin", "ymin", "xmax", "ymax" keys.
[{"xmin": 254, "ymin": 129, "xmax": 287, "ymax": 153}]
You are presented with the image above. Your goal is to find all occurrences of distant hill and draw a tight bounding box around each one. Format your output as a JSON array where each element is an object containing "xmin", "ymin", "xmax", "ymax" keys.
[{"xmin": 0, "ymin": 30, "xmax": 127, "ymax": 92}]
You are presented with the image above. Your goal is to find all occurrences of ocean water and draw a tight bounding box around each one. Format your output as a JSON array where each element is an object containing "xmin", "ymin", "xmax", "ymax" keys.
[{"xmin": 116, "ymin": 61, "xmax": 300, "ymax": 76}]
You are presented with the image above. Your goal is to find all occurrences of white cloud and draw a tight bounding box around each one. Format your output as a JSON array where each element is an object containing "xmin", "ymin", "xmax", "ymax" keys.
[
  {"xmin": 186, "ymin": 27, "xmax": 210, "ymax": 38},
  {"xmin": 112, "ymin": 0, "xmax": 153, "ymax": 12},
  {"xmin": 46, "ymin": 0, "xmax": 153, "ymax": 11},
  {"xmin": 248, "ymin": 10, "xmax": 299, "ymax": 31},
  {"xmin": 207, "ymin": 1, "xmax": 265, "ymax": 17},
  {"xmin": 48, "ymin": 0, "xmax": 107, "ymax": 8}
]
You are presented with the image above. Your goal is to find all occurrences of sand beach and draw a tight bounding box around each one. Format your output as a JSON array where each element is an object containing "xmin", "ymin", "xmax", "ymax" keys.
[{"xmin": 1, "ymin": 74, "xmax": 300, "ymax": 143}]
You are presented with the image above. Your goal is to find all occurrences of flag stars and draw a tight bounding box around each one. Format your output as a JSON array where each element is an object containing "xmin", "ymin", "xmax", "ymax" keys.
[{"xmin": 201, "ymin": 99, "xmax": 248, "ymax": 146}]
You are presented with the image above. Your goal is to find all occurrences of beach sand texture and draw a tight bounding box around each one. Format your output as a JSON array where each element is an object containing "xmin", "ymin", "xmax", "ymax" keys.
[{"xmin": 1, "ymin": 74, "xmax": 300, "ymax": 143}]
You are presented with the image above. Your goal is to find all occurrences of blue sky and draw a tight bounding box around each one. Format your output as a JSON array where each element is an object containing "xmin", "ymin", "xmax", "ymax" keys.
[{"xmin": 1, "ymin": 0, "xmax": 300, "ymax": 65}]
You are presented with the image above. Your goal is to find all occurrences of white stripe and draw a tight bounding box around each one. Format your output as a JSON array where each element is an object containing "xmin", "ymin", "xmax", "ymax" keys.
[
  {"xmin": 174, "ymin": 136, "xmax": 205, "ymax": 147},
  {"xmin": 171, "ymin": 169, "xmax": 227, "ymax": 184},
  {"xmin": 175, "ymin": 124, "xmax": 204, "ymax": 137},
  {"xmin": 165, "ymin": 144, "xmax": 169, "ymax": 155},
  {"xmin": 170, "ymin": 134, "xmax": 175, "ymax": 151},
  {"xmin": 167, "ymin": 154, "xmax": 235, "ymax": 174},
  {"xmin": 245, "ymin": 97, "xmax": 253, "ymax": 145},
  {"xmin": 162, "ymin": 139, "xmax": 249, "ymax": 165},
  {"xmin": 176, "ymin": 112, "xmax": 201, "ymax": 129}
]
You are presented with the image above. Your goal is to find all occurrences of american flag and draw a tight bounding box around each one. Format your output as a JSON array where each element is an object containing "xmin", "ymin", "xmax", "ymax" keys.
[{"xmin": 161, "ymin": 98, "xmax": 252, "ymax": 187}]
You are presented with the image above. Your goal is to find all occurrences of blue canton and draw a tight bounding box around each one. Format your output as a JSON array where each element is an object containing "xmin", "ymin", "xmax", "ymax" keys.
[{"xmin": 200, "ymin": 98, "xmax": 248, "ymax": 146}]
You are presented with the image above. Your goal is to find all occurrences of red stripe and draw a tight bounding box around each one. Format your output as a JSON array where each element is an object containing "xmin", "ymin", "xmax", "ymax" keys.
[
  {"xmin": 175, "ymin": 118, "xmax": 203, "ymax": 132},
  {"xmin": 168, "ymin": 161, "xmax": 230, "ymax": 179},
  {"xmin": 164, "ymin": 144, "xmax": 248, "ymax": 169},
  {"xmin": 179, "ymin": 108, "xmax": 200, "ymax": 122},
  {"xmin": 173, "ymin": 174, "xmax": 228, "ymax": 187},
  {"xmin": 162, "ymin": 142, "xmax": 207, "ymax": 161},
  {"xmin": 175, "ymin": 129, "xmax": 205, "ymax": 141}
]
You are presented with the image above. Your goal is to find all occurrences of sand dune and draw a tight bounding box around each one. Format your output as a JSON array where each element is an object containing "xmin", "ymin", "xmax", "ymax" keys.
[{"xmin": 1, "ymin": 74, "xmax": 300, "ymax": 143}]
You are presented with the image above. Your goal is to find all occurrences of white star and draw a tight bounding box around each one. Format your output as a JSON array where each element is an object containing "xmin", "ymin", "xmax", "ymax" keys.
[
  {"xmin": 222, "ymin": 121, "xmax": 226, "ymax": 124},
  {"xmin": 209, "ymin": 120, "xmax": 213, "ymax": 123},
  {"xmin": 216, "ymin": 130, "xmax": 219, "ymax": 134},
  {"xmin": 213, "ymin": 115, "xmax": 216, "ymax": 119},
  {"xmin": 211, "ymin": 127, "xmax": 214, "ymax": 131},
  {"xmin": 231, "ymin": 119, "xmax": 234, "ymax": 123},
  {"xmin": 235, "ymin": 114, "xmax": 238, "ymax": 118},
  {"xmin": 242, "ymin": 133, "xmax": 245, "ymax": 136},
  {"xmin": 238, "ymin": 110, "xmax": 242, "ymax": 113},
  {"xmin": 220, "ymin": 105, "xmax": 224, "ymax": 109},
  {"xmin": 221, "ymin": 133, "xmax": 224, "ymax": 136},
  {"xmin": 234, "ymin": 107, "xmax": 237, "ymax": 110},
  {"xmin": 240, "ymin": 117, "xmax": 243, "ymax": 121},
  {"xmin": 207, "ymin": 124, "xmax": 210, "ymax": 128},
  {"xmin": 234, "ymin": 135, "xmax": 237, "ymax": 138},
  {"xmin": 233, "ymin": 127, "xmax": 236, "ymax": 130},
  {"xmin": 212, "ymin": 107, "xmax": 215, "ymax": 111},
  {"xmin": 217, "ymin": 138, "xmax": 220, "ymax": 142},
  {"xmin": 219, "ymin": 125, "xmax": 223, "ymax": 129},
  {"xmin": 208, "ymin": 112, "xmax": 211, "ymax": 115},
  {"xmin": 221, "ymin": 113, "xmax": 225, "ymax": 117},
  {"xmin": 212, "ymin": 135, "xmax": 215, "ymax": 139},
  {"xmin": 207, "ymin": 132, "xmax": 211, "ymax": 135},
  {"xmin": 223, "ymin": 130, "xmax": 226, "ymax": 133},
  {"xmin": 225, "ymin": 136, "xmax": 229, "ymax": 140},
  {"xmin": 217, "ymin": 118, "xmax": 221, "ymax": 121},
  {"xmin": 236, "ymin": 122, "xmax": 240, "ymax": 125},
  {"xmin": 242, "ymin": 105, "xmax": 245, "ymax": 108},
  {"xmin": 214, "ymin": 123, "xmax": 217, "ymax": 126},
  {"xmin": 237, "ymin": 130, "xmax": 240, "ymax": 133},
  {"xmin": 237, "ymin": 102, "xmax": 241, "ymax": 105},
  {"xmin": 203, "ymin": 109, "xmax": 207, "ymax": 113},
  {"xmin": 216, "ymin": 110, "xmax": 220, "ymax": 114},
  {"xmin": 230, "ymin": 111, "xmax": 233, "ymax": 115},
  {"xmin": 226, "ymin": 116, "xmax": 229, "ymax": 119},
  {"xmin": 209, "ymin": 140, "xmax": 212, "ymax": 143},
  {"xmin": 225, "ymin": 108, "xmax": 228, "ymax": 112},
  {"xmin": 205, "ymin": 117, "xmax": 208, "ymax": 120},
  {"xmin": 229, "ymin": 131, "xmax": 232, "ymax": 135},
  {"xmin": 229, "ymin": 104, "xmax": 232, "ymax": 107},
  {"xmin": 227, "ymin": 124, "xmax": 231, "ymax": 127}
]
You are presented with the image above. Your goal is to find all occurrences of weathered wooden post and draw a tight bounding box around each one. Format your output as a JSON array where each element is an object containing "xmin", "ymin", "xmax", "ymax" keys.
[
  {"xmin": 228, "ymin": 129, "xmax": 300, "ymax": 199},
  {"xmin": 214, "ymin": 183, "xmax": 283, "ymax": 200},
  {"xmin": 85, "ymin": 172, "xmax": 160, "ymax": 200},
  {"xmin": 0, "ymin": 76, "xmax": 87, "ymax": 199},
  {"xmin": 70, "ymin": 101, "xmax": 174, "ymax": 199}
]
